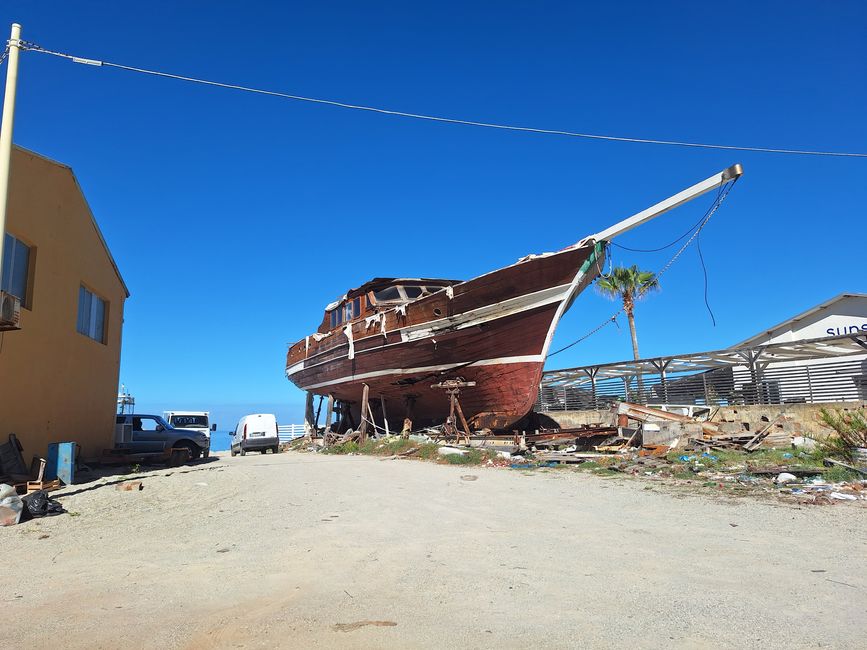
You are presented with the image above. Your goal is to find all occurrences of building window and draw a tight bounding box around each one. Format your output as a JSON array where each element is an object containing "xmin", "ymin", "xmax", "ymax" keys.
[
  {"xmin": 77, "ymin": 285, "xmax": 107, "ymax": 343},
  {"xmin": 2, "ymin": 233, "xmax": 32, "ymax": 305}
]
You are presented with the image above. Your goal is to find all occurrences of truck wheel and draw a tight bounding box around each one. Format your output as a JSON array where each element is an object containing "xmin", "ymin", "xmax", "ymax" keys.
[
  {"xmin": 230, "ymin": 447, "xmax": 236, "ymax": 457},
  {"xmin": 180, "ymin": 442, "xmax": 201, "ymax": 462},
  {"xmin": 203, "ymin": 449, "xmax": 210, "ymax": 459},
  {"xmin": 240, "ymin": 448, "xmax": 246, "ymax": 457},
  {"xmin": 273, "ymin": 445, "xmax": 280, "ymax": 454}
]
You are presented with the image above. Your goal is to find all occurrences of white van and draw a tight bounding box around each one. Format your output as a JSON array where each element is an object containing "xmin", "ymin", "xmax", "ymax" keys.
[{"xmin": 230, "ymin": 413, "xmax": 280, "ymax": 456}]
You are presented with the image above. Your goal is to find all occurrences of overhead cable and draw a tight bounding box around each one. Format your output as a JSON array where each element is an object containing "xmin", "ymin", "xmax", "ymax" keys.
[{"xmin": 16, "ymin": 40, "xmax": 867, "ymax": 159}]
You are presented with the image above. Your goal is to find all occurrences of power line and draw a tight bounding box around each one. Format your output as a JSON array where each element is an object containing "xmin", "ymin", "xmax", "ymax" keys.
[{"xmin": 17, "ymin": 40, "xmax": 867, "ymax": 159}]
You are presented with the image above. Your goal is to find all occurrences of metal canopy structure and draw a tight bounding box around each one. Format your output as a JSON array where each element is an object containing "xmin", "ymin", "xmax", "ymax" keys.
[{"xmin": 542, "ymin": 332, "xmax": 867, "ymax": 388}]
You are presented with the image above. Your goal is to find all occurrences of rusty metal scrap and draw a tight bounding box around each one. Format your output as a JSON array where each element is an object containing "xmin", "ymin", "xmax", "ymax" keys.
[{"xmin": 614, "ymin": 402, "xmax": 721, "ymax": 436}]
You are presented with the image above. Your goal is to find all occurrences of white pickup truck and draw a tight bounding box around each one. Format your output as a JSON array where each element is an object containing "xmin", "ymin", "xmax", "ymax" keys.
[{"xmin": 163, "ymin": 411, "xmax": 216, "ymax": 442}]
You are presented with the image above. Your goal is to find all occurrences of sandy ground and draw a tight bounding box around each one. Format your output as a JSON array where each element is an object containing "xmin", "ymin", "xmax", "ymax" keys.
[{"xmin": 2, "ymin": 451, "xmax": 866, "ymax": 649}]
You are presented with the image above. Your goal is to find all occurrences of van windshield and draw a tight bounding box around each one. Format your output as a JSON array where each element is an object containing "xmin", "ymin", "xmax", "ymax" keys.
[{"xmin": 170, "ymin": 415, "xmax": 208, "ymax": 428}]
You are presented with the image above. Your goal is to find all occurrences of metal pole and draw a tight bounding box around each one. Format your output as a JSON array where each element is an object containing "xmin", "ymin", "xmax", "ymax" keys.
[
  {"xmin": 0, "ymin": 23, "xmax": 22, "ymax": 279},
  {"xmin": 380, "ymin": 396, "xmax": 390, "ymax": 437}
]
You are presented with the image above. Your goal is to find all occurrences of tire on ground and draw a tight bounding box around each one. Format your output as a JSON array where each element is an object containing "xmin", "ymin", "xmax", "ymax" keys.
[{"xmin": 178, "ymin": 441, "xmax": 202, "ymax": 462}]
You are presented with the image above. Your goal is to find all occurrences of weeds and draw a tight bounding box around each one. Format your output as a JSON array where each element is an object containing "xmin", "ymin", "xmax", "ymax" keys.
[
  {"xmin": 666, "ymin": 448, "xmax": 826, "ymax": 472},
  {"xmin": 823, "ymin": 465, "xmax": 862, "ymax": 483},
  {"xmin": 591, "ymin": 467, "xmax": 621, "ymax": 477},
  {"xmin": 442, "ymin": 449, "xmax": 493, "ymax": 465},
  {"xmin": 416, "ymin": 444, "xmax": 441, "ymax": 460},
  {"xmin": 320, "ymin": 436, "xmax": 495, "ymax": 466},
  {"xmin": 818, "ymin": 407, "xmax": 867, "ymax": 461}
]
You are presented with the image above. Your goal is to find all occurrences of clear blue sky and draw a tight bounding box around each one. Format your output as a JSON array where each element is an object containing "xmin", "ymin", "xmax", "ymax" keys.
[{"xmin": 4, "ymin": 2, "xmax": 865, "ymax": 428}]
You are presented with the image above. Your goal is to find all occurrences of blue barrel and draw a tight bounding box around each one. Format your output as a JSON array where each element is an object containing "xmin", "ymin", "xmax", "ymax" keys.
[{"xmin": 45, "ymin": 442, "xmax": 76, "ymax": 485}]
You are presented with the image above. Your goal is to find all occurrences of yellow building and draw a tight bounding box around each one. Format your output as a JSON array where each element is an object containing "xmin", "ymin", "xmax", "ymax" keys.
[{"xmin": 0, "ymin": 146, "xmax": 128, "ymax": 460}]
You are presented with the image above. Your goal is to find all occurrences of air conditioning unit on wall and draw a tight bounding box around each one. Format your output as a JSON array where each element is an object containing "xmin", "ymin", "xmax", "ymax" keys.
[{"xmin": 0, "ymin": 291, "xmax": 21, "ymax": 330}]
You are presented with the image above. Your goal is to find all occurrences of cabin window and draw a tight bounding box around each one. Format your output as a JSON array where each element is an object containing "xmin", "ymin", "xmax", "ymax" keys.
[
  {"xmin": 374, "ymin": 286, "xmax": 402, "ymax": 302},
  {"xmin": 77, "ymin": 285, "xmax": 107, "ymax": 343},
  {"xmin": 403, "ymin": 286, "xmax": 423, "ymax": 299},
  {"xmin": 330, "ymin": 308, "xmax": 343, "ymax": 328},
  {"xmin": 344, "ymin": 297, "xmax": 360, "ymax": 321},
  {"xmin": 1, "ymin": 233, "xmax": 33, "ymax": 307}
]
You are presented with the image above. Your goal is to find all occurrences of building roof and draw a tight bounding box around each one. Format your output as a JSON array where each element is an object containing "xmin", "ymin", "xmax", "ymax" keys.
[
  {"xmin": 542, "ymin": 331, "xmax": 867, "ymax": 387},
  {"xmin": 13, "ymin": 145, "xmax": 130, "ymax": 297},
  {"xmin": 734, "ymin": 292, "xmax": 867, "ymax": 348}
]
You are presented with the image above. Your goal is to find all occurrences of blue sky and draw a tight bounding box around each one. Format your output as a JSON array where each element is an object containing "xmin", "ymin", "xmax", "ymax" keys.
[{"xmin": 3, "ymin": 1, "xmax": 865, "ymax": 428}]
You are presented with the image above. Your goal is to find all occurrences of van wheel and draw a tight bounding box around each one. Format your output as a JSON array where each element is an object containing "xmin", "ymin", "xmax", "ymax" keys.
[
  {"xmin": 240, "ymin": 448, "xmax": 246, "ymax": 457},
  {"xmin": 272, "ymin": 446, "xmax": 280, "ymax": 454},
  {"xmin": 230, "ymin": 447, "xmax": 236, "ymax": 457}
]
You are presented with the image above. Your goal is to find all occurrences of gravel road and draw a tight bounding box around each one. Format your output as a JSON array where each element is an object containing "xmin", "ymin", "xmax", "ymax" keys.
[{"xmin": 3, "ymin": 451, "xmax": 866, "ymax": 649}]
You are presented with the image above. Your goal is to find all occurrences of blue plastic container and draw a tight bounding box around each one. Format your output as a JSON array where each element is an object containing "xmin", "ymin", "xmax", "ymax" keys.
[{"xmin": 45, "ymin": 442, "xmax": 76, "ymax": 485}]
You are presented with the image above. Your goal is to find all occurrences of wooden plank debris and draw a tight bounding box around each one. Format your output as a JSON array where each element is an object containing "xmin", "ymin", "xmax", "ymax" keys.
[
  {"xmin": 742, "ymin": 414, "xmax": 785, "ymax": 452},
  {"xmin": 26, "ymin": 478, "xmax": 61, "ymax": 493}
]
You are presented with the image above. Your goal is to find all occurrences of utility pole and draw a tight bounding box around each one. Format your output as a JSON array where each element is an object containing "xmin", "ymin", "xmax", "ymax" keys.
[{"xmin": 0, "ymin": 23, "xmax": 22, "ymax": 279}]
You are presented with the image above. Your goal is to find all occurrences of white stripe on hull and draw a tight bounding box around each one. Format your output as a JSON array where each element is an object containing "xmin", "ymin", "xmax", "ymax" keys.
[{"xmin": 296, "ymin": 354, "xmax": 544, "ymax": 392}]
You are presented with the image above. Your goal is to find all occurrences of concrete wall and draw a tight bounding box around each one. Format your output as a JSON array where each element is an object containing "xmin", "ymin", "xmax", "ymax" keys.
[
  {"xmin": 541, "ymin": 400, "xmax": 866, "ymax": 442},
  {"xmin": 0, "ymin": 147, "xmax": 128, "ymax": 460}
]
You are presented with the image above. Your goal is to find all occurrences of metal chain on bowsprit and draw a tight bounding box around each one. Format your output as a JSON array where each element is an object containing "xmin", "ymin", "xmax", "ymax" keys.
[
  {"xmin": 548, "ymin": 178, "xmax": 737, "ymax": 358},
  {"xmin": 0, "ymin": 45, "xmax": 9, "ymax": 67}
]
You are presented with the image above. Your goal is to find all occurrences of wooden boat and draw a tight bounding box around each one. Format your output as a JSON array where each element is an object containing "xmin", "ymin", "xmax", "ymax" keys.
[{"xmin": 286, "ymin": 165, "xmax": 742, "ymax": 431}]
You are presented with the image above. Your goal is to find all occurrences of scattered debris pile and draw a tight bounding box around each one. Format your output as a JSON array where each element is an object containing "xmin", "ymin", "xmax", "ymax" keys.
[
  {"xmin": 293, "ymin": 402, "xmax": 867, "ymax": 504},
  {"xmin": 0, "ymin": 433, "xmax": 64, "ymax": 496}
]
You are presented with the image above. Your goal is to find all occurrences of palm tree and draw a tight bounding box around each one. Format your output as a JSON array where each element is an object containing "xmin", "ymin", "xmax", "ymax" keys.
[{"xmin": 596, "ymin": 265, "xmax": 659, "ymax": 361}]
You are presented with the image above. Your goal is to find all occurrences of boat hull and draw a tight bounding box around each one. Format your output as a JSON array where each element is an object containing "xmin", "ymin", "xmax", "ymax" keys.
[{"xmin": 286, "ymin": 243, "xmax": 603, "ymax": 430}]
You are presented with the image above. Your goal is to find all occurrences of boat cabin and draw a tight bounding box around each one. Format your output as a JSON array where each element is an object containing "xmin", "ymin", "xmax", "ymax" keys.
[{"xmin": 319, "ymin": 277, "xmax": 458, "ymax": 333}]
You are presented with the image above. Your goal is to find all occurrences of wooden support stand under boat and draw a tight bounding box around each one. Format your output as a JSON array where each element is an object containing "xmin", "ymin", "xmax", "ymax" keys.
[
  {"xmin": 358, "ymin": 383, "xmax": 370, "ymax": 444},
  {"xmin": 304, "ymin": 392, "xmax": 315, "ymax": 436},
  {"xmin": 433, "ymin": 378, "xmax": 475, "ymax": 445},
  {"xmin": 324, "ymin": 394, "xmax": 334, "ymax": 435}
]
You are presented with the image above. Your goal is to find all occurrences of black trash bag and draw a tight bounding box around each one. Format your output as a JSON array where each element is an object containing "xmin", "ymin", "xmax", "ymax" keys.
[{"xmin": 21, "ymin": 490, "xmax": 66, "ymax": 520}]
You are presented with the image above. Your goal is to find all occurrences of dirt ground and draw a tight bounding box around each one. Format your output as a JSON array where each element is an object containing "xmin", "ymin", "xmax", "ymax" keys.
[{"xmin": 3, "ymin": 451, "xmax": 866, "ymax": 649}]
